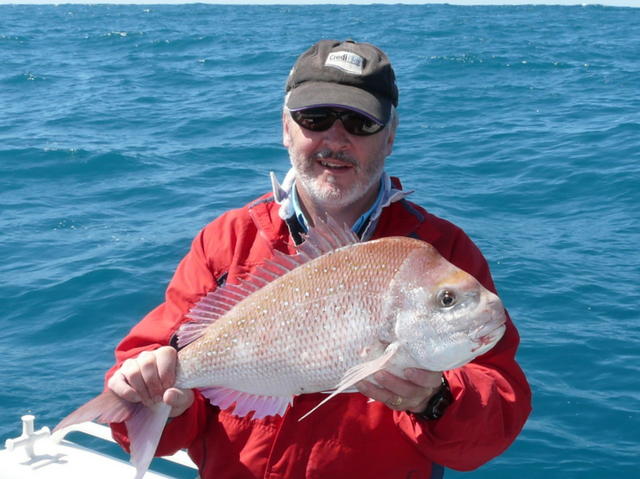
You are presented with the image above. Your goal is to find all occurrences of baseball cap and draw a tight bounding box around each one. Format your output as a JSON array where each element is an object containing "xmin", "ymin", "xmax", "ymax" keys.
[{"xmin": 285, "ymin": 39, "xmax": 398, "ymax": 124}]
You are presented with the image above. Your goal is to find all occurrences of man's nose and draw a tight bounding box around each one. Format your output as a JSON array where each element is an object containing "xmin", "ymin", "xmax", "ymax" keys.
[{"xmin": 322, "ymin": 117, "xmax": 351, "ymax": 145}]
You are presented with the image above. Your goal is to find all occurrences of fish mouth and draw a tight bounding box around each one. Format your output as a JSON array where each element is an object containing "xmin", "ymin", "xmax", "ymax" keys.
[
  {"xmin": 469, "ymin": 305, "xmax": 507, "ymax": 352},
  {"xmin": 471, "ymin": 320, "xmax": 506, "ymax": 353}
]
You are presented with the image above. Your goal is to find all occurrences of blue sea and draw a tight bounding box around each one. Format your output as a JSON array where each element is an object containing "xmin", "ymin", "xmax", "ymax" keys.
[{"xmin": 1, "ymin": 3, "xmax": 639, "ymax": 477}]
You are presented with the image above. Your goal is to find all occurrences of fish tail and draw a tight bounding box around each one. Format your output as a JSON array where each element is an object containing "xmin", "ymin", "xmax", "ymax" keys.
[
  {"xmin": 128, "ymin": 401, "xmax": 172, "ymax": 479},
  {"xmin": 54, "ymin": 390, "xmax": 171, "ymax": 479},
  {"xmin": 53, "ymin": 389, "xmax": 137, "ymax": 432}
]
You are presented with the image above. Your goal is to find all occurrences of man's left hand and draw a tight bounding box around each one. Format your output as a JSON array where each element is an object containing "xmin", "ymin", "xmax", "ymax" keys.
[{"xmin": 356, "ymin": 368, "xmax": 443, "ymax": 413}]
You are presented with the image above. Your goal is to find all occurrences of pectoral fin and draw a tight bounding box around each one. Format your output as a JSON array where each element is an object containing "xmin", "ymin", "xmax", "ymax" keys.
[{"xmin": 298, "ymin": 342, "xmax": 400, "ymax": 421}]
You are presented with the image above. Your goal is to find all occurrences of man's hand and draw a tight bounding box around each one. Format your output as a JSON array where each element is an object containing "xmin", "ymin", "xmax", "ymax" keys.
[
  {"xmin": 107, "ymin": 346, "xmax": 194, "ymax": 418},
  {"xmin": 356, "ymin": 368, "xmax": 443, "ymax": 413}
]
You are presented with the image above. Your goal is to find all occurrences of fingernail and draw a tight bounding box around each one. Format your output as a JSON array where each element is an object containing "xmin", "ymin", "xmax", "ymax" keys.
[
  {"xmin": 374, "ymin": 371, "xmax": 387, "ymax": 381},
  {"xmin": 357, "ymin": 381, "xmax": 370, "ymax": 391}
]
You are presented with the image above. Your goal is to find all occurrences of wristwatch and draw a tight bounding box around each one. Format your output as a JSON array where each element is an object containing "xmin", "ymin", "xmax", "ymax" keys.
[{"xmin": 414, "ymin": 376, "xmax": 453, "ymax": 420}]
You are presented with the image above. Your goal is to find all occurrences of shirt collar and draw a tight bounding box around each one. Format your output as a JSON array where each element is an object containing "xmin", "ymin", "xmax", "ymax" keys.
[
  {"xmin": 290, "ymin": 177, "xmax": 385, "ymax": 234},
  {"xmin": 270, "ymin": 168, "xmax": 412, "ymax": 238}
]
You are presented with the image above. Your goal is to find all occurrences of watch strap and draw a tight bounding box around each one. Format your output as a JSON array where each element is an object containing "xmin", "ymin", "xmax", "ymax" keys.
[{"xmin": 413, "ymin": 376, "xmax": 453, "ymax": 421}]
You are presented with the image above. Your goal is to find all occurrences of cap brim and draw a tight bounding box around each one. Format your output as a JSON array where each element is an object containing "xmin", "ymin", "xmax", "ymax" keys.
[{"xmin": 287, "ymin": 82, "xmax": 392, "ymax": 124}]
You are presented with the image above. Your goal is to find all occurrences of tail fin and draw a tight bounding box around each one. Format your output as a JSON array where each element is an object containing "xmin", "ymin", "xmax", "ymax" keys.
[
  {"xmin": 53, "ymin": 389, "xmax": 138, "ymax": 432},
  {"xmin": 54, "ymin": 390, "xmax": 171, "ymax": 479},
  {"xmin": 128, "ymin": 401, "xmax": 171, "ymax": 479}
]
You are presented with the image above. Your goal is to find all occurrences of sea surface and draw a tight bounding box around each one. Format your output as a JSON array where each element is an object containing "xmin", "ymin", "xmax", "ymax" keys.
[{"xmin": 1, "ymin": 3, "xmax": 639, "ymax": 478}]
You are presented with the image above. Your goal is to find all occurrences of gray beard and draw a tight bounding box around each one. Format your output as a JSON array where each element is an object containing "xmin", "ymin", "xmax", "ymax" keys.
[{"xmin": 289, "ymin": 148, "xmax": 384, "ymax": 209}]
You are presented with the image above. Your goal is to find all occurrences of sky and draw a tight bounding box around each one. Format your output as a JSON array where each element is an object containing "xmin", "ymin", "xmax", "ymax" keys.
[{"xmin": 1, "ymin": 0, "xmax": 638, "ymax": 7}]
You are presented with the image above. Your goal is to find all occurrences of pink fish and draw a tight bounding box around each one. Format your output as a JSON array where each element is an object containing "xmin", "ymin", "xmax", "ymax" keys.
[{"xmin": 55, "ymin": 220, "xmax": 506, "ymax": 478}]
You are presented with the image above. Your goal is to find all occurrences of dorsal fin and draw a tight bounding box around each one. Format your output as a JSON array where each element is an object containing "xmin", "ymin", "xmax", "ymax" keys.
[
  {"xmin": 298, "ymin": 216, "xmax": 359, "ymax": 258},
  {"xmin": 178, "ymin": 217, "xmax": 360, "ymax": 349}
]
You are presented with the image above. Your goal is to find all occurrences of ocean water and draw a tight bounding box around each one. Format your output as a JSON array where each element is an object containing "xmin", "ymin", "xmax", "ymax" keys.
[{"xmin": 1, "ymin": 3, "xmax": 639, "ymax": 477}]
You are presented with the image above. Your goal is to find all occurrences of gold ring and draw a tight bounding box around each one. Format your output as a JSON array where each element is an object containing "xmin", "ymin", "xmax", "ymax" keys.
[{"xmin": 389, "ymin": 396, "xmax": 403, "ymax": 408}]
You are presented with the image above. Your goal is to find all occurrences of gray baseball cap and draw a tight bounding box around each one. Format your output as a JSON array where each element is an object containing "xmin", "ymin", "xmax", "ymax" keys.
[{"xmin": 285, "ymin": 39, "xmax": 398, "ymax": 124}]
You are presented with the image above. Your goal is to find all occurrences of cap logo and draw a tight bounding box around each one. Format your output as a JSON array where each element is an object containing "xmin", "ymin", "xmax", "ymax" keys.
[{"xmin": 324, "ymin": 51, "xmax": 364, "ymax": 75}]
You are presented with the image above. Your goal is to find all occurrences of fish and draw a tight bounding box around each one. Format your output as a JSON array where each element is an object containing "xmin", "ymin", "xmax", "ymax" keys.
[{"xmin": 53, "ymin": 219, "xmax": 506, "ymax": 478}]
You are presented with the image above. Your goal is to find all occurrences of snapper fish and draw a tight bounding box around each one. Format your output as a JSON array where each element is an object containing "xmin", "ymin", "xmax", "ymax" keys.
[{"xmin": 54, "ymin": 219, "xmax": 506, "ymax": 478}]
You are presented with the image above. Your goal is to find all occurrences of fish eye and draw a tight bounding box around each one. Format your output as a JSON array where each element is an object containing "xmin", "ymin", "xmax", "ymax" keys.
[{"xmin": 437, "ymin": 289, "xmax": 456, "ymax": 308}]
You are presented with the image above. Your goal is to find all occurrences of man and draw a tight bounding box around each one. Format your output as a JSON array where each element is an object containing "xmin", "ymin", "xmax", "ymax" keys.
[{"xmin": 107, "ymin": 39, "xmax": 531, "ymax": 478}]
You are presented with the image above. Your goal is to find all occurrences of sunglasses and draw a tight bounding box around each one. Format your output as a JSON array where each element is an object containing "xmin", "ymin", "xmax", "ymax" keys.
[{"xmin": 290, "ymin": 108, "xmax": 385, "ymax": 136}]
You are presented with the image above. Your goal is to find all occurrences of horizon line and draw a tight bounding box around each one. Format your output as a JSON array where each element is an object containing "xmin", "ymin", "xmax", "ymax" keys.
[{"xmin": 2, "ymin": 0, "xmax": 639, "ymax": 8}]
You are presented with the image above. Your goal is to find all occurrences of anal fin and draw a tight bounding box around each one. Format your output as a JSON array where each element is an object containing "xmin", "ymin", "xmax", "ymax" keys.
[{"xmin": 199, "ymin": 387, "xmax": 293, "ymax": 419}]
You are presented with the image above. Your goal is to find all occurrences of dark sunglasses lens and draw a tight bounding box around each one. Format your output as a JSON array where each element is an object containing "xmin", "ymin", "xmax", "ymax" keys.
[
  {"xmin": 341, "ymin": 112, "xmax": 384, "ymax": 136},
  {"xmin": 291, "ymin": 108, "xmax": 384, "ymax": 136},
  {"xmin": 291, "ymin": 109, "xmax": 335, "ymax": 131}
]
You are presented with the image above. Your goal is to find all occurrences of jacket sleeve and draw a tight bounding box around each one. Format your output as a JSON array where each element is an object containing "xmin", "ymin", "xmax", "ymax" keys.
[
  {"xmin": 393, "ymin": 224, "xmax": 532, "ymax": 470},
  {"xmin": 108, "ymin": 219, "xmax": 228, "ymax": 455}
]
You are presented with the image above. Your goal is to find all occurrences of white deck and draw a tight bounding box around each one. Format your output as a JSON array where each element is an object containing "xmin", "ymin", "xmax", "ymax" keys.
[{"xmin": 1, "ymin": 415, "xmax": 197, "ymax": 479}]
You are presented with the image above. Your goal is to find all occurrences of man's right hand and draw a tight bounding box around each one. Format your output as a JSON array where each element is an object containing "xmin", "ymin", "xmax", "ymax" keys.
[{"xmin": 107, "ymin": 345, "xmax": 194, "ymax": 417}]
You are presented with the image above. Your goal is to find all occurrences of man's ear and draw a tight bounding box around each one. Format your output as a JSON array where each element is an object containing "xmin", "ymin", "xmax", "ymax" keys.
[
  {"xmin": 384, "ymin": 126, "xmax": 396, "ymax": 157},
  {"xmin": 282, "ymin": 111, "xmax": 292, "ymax": 148}
]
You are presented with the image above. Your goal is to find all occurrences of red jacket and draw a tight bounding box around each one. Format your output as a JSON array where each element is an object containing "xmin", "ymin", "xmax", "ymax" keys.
[{"xmin": 110, "ymin": 183, "xmax": 531, "ymax": 479}]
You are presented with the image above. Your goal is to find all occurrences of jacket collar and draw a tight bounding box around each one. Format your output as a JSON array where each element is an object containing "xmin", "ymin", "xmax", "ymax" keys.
[{"xmin": 248, "ymin": 172, "xmax": 430, "ymax": 249}]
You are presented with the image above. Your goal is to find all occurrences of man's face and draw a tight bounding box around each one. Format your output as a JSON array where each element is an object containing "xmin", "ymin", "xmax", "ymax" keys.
[{"xmin": 283, "ymin": 107, "xmax": 396, "ymax": 210}]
